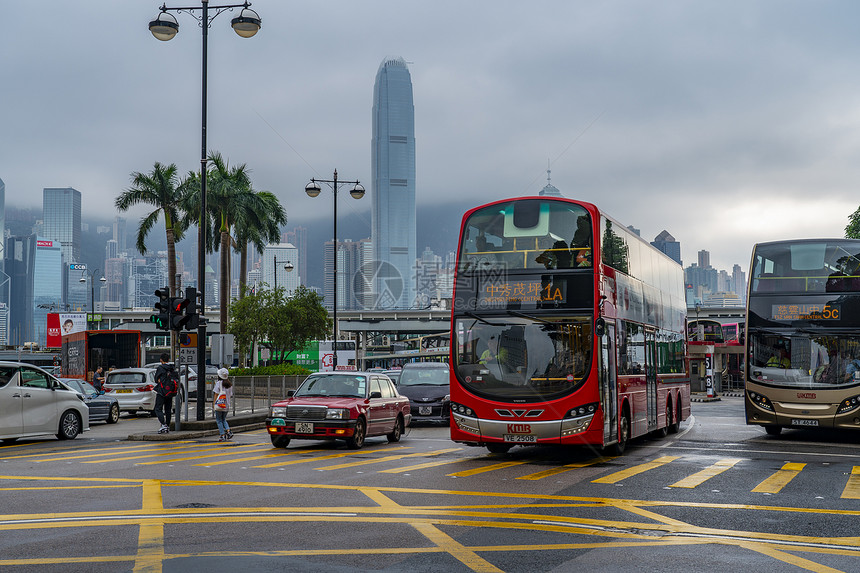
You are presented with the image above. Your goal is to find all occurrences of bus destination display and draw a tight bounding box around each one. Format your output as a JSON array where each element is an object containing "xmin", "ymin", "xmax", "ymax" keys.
[
  {"xmin": 478, "ymin": 279, "xmax": 565, "ymax": 307},
  {"xmin": 771, "ymin": 303, "xmax": 840, "ymax": 321}
]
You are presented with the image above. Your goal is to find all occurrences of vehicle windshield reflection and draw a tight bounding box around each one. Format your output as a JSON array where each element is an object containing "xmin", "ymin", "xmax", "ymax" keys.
[{"xmin": 295, "ymin": 374, "xmax": 366, "ymax": 398}]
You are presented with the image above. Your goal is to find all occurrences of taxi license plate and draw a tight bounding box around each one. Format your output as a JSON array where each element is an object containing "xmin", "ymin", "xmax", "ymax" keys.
[
  {"xmin": 503, "ymin": 434, "xmax": 536, "ymax": 443},
  {"xmin": 419, "ymin": 406, "xmax": 433, "ymax": 415},
  {"xmin": 116, "ymin": 389, "xmax": 132, "ymax": 394},
  {"xmin": 791, "ymin": 419, "xmax": 819, "ymax": 427},
  {"xmin": 295, "ymin": 422, "xmax": 314, "ymax": 433}
]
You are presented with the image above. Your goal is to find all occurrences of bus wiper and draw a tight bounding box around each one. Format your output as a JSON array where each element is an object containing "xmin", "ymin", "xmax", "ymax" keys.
[
  {"xmin": 508, "ymin": 310, "xmax": 553, "ymax": 325},
  {"xmin": 465, "ymin": 312, "xmax": 504, "ymax": 326}
]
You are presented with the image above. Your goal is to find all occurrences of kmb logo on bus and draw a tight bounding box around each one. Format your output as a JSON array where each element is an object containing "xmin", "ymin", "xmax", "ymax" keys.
[
  {"xmin": 507, "ymin": 424, "xmax": 531, "ymax": 434},
  {"xmin": 797, "ymin": 392, "xmax": 816, "ymax": 399}
]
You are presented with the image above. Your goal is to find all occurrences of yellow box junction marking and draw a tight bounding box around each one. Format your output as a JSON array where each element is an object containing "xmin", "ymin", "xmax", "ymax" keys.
[
  {"xmin": 447, "ymin": 460, "xmax": 529, "ymax": 477},
  {"xmin": 670, "ymin": 458, "xmax": 743, "ymax": 489},
  {"xmin": 591, "ymin": 456, "xmax": 679, "ymax": 484},
  {"xmin": 841, "ymin": 466, "xmax": 860, "ymax": 499},
  {"xmin": 250, "ymin": 446, "xmax": 410, "ymax": 469},
  {"xmin": 134, "ymin": 479, "xmax": 165, "ymax": 573},
  {"xmin": 318, "ymin": 448, "xmax": 461, "ymax": 471},
  {"xmin": 752, "ymin": 463, "xmax": 806, "ymax": 494},
  {"xmin": 517, "ymin": 456, "xmax": 616, "ymax": 481}
]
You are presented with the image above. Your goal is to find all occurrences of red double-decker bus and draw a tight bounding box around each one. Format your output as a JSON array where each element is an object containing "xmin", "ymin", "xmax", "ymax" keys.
[{"xmin": 449, "ymin": 197, "xmax": 690, "ymax": 454}]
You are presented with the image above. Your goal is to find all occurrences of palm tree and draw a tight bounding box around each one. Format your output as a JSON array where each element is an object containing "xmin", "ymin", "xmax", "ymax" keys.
[
  {"xmin": 115, "ymin": 162, "xmax": 188, "ymax": 298},
  {"xmin": 233, "ymin": 191, "xmax": 287, "ymax": 299}
]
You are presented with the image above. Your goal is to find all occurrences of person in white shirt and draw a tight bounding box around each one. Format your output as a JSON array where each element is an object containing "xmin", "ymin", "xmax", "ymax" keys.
[{"xmin": 213, "ymin": 368, "xmax": 234, "ymax": 441}]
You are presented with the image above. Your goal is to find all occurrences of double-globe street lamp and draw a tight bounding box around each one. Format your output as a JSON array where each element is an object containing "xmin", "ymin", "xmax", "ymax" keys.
[
  {"xmin": 305, "ymin": 170, "xmax": 365, "ymax": 370},
  {"xmin": 273, "ymin": 258, "xmax": 294, "ymax": 291},
  {"xmin": 79, "ymin": 269, "xmax": 106, "ymax": 330},
  {"xmin": 149, "ymin": 0, "xmax": 261, "ymax": 420}
]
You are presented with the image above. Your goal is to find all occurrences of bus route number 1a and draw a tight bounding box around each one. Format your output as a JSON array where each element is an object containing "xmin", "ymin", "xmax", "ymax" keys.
[{"xmin": 542, "ymin": 283, "xmax": 563, "ymax": 302}]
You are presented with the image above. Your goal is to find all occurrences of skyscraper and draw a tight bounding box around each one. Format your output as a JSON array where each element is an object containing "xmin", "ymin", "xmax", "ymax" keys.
[
  {"xmin": 0, "ymin": 177, "xmax": 7, "ymax": 345},
  {"xmin": 262, "ymin": 243, "xmax": 299, "ymax": 297},
  {"xmin": 43, "ymin": 187, "xmax": 81, "ymax": 264},
  {"xmin": 651, "ymin": 230, "xmax": 682, "ymax": 265},
  {"xmin": 285, "ymin": 226, "xmax": 308, "ymax": 286},
  {"xmin": 371, "ymin": 56, "xmax": 416, "ymax": 309}
]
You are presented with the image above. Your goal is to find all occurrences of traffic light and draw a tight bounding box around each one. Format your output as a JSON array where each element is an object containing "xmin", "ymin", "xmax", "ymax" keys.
[
  {"xmin": 183, "ymin": 287, "xmax": 200, "ymax": 330},
  {"xmin": 170, "ymin": 294, "xmax": 191, "ymax": 331},
  {"xmin": 150, "ymin": 287, "xmax": 171, "ymax": 331}
]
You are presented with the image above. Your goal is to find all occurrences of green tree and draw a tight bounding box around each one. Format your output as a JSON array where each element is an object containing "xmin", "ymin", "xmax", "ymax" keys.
[
  {"xmin": 115, "ymin": 162, "xmax": 189, "ymax": 298},
  {"xmin": 846, "ymin": 206, "xmax": 860, "ymax": 238},
  {"xmin": 228, "ymin": 284, "xmax": 330, "ymax": 366}
]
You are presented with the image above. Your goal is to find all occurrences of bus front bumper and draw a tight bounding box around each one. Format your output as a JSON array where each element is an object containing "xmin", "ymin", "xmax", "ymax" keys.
[{"xmin": 451, "ymin": 411, "xmax": 597, "ymax": 444}]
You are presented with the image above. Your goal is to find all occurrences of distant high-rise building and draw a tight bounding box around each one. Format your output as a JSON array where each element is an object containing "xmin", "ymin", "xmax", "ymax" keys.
[
  {"xmin": 324, "ymin": 238, "xmax": 371, "ymax": 310},
  {"xmin": 651, "ymin": 230, "xmax": 682, "ymax": 265},
  {"xmin": 372, "ymin": 56, "xmax": 416, "ymax": 309},
  {"xmin": 130, "ymin": 253, "xmax": 168, "ymax": 309},
  {"xmin": 262, "ymin": 243, "xmax": 299, "ymax": 297},
  {"xmin": 113, "ymin": 216, "xmax": 127, "ymax": 253},
  {"xmin": 732, "ymin": 263, "xmax": 747, "ymax": 303},
  {"xmin": 285, "ymin": 226, "xmax": 308, "ymax": 286},
  {"xmin": 0, "ymin": 177, "xmax": 7, "ymax": 345},
  {"xmin": 5, "ymin": 235, "xmax": 63, "ymax": 346},
  {"xmin": 538, "ymin": 162, "xmax": 563, "ymax": 197},
  {"xmin": 698, "ymin": 250, "xmax": 711, "ymax": 269},
  {"xmin": 43, "ymin": 187, "xmax": 81, "ymax": 264}
]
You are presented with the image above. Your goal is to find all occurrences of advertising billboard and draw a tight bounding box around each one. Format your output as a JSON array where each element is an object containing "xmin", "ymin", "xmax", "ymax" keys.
[{"xmin": 46, "ymin": 313, "xmax": 87, "ymax": 348}]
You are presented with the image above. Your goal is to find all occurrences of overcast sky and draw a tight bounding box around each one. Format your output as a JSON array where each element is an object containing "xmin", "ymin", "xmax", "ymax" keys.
[{"xmin": 3, "ymin": 1, "xmax": 860, "ymax": 272}]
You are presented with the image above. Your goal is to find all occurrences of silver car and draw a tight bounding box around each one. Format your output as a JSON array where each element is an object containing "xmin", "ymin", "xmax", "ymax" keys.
[
  {"xmin": 0, "ymin": 362, "xmax": 90, "ymax": 443},
  {"xmin": 104, "ymin": 368, "xmax": 158, "ymax": 416}
]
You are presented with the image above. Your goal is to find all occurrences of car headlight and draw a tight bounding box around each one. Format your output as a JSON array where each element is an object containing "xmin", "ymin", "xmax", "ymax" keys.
[
  {"xmin": 271, "ymin": 406, "xmax": 287, "ymax": 418},
  {"xmin": 444, "ymin": 394, "xmax": 450, "ymax": 402},
  {"xmin": 326, "ymin": 408, "xmax": 349, "ymax": 420}
]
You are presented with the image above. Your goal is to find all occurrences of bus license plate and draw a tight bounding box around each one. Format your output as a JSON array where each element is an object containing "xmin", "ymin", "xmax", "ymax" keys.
[
  {"xmin": 791, "ymin": 419, "xmax": 819, "ymax": 427},
  {"xmin": 503, "ymin": 434, "xmax": 536, "ymax": 443},
  {"xmin": 419, "ymin": 406, "xmax": 432, "ymax": 415},
  {"xmin": 295, "ymin": 422, "xmax": 314, "ymax": 433}
]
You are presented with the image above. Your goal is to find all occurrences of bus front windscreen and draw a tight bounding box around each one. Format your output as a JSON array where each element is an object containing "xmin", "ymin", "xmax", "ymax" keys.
[
  {"xmin": 749, "ymin": 331, "xmax": 860, "ymax": 389},
  {"xmin": 454, "ymin": 315, "xmax": 592, "ymax": 402}
]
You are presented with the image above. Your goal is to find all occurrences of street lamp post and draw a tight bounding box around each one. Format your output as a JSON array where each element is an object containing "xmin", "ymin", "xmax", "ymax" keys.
[
  {"xmin": 149, "ymin": 0, "xmax": 261, "ymax": 421},
  {"xmin": 79, "ymin": 269, "xmax": 106, "ymax": 330},
  {"xmin": 305, "ymin": 170, "xmax": 365, "ymax": 370},
  {"xmin": 272, "ymin": 258, "xmax": 294, "ymax": 291}
]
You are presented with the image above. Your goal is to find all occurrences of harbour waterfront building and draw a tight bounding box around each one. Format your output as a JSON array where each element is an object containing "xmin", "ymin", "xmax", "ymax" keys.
[
  {"xmin": 5, "ymin": 235, "xmax": 63, "ymax": 346},
  {"xmin": 371, "ymin": 56, "xmax": 416, "ymax": 309}
]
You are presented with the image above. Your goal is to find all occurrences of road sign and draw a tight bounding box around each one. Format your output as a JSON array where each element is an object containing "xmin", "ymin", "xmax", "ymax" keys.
[{"xmin": 179, "ymin": 347, "xmax": 198, "ymax": 365}]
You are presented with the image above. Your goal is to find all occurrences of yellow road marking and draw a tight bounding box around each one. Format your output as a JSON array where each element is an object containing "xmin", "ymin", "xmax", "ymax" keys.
[
  {"xmin": 134, "ymin": 445, "xmax": 271, "ymax": 465},
  {"xmin": 517, "ymin": 456, "xmax": 616, "ymax": 481},
  {"xmin": 591, "ymin": 456, "xmax": 679, "ymax": 484},
  {"xmin": 752, "ymin": 463, "xmax": 807, "ymax": 494},
  {"xmin": 841, "ymin": 466, "xmax": 860, "ymax": 499},
  {"xmin": 134, "ymin": 479, "xmax": 164, "ymax": 573},
  {"xmin": 81, "ymin": 444, "xmax": 253, "ymax": 464},
  {"xmin": 318, "ymin": 448, "xmax": 461, "ymax": 471},
  {"xmin": 0, "ymin": 442, "xmax": 196, "ymax": 462},
  {"xmin": 251, "ymin": 446, "xmax": 410, "ymax": 469},
  {"xmin": 738, "ymin": 540, "xmax": 846, "ymax": 573},
  {"xmin": 192, "ymin": 448, "xmax": 327, "ymax": 467},
  {"xmin": 379, "ymin": 458, "xmax": 466, "ymax": 473},
  {"xmin": 447, "ymin": 461, "xmax": 529, "ymax": 477},
  {"xmin": 670, "ymin": 458, "xmax": 743, "ymax": 489},
  {"xmin": 412, "ymin": 521, "xmax": 503, "ymax": 572}
]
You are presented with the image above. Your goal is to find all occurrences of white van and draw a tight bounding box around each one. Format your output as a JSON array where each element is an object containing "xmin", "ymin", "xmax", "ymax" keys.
[{"xmin": 0, "ymin": 362, "xmax": 90, "ymax": 443}]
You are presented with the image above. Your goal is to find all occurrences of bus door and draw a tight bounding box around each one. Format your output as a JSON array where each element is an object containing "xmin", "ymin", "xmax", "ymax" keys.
[
  {"xmin": 645, "ymin": 329, "xmax": 658, "ymax": 429},
  {"xmin": 600, "ymin": 323, "xmax": 618, "ymax": 445}
]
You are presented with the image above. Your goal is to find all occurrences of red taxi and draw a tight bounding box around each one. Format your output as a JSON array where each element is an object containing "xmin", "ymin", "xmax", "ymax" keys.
[{"xmin": 266, "ymin": 371, "xmax": 411, "ymax": 449}]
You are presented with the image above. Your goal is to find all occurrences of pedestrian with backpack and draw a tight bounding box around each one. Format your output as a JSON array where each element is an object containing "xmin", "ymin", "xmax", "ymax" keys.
[
  {"xmin": 213, "ymin": 368, "xmax": 234, "ymax": 441},
  {"xmin": 154, "ymin": 353, "xmax": 178, "ymax": 434}
]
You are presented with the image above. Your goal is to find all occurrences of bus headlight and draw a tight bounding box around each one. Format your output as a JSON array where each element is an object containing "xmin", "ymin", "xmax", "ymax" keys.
[
  {"xmin": 451, "ymin": 402, "xmax": 474, "ymax": 417},
  {"xmin": 566, "ymin": 402, "xmax": 598, "ymax": 418},
  {"xmin": 747, "ymin": 391, "xmax": 774, "ymax": 411},
  {"xmin": 837, "ymin": 395, "xmax": 860, "ymax": 415}
]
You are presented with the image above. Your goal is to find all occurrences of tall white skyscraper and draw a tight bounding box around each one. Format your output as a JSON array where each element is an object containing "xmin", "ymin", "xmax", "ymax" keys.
[
  {"xmin": 262, "ymin": 243, "xmax": 299, "ymax": 297},
  {"xmin": 371, "ymin": 56, "xmax": 416, "ymax": 309}
]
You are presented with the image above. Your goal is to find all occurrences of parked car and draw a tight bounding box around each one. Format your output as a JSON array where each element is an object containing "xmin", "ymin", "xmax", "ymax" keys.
[
  {"xmin": 396, "ymin": 362, "xmax": 451, "ymax": 424},
  {"xmin": 0, "ymin": 362, "xmax": 90, "ymax": 443},
  {"xmin": 103, "ymin": 368, "xmax": 158, "ymax": 416},
  {"xmin": 144, "ymin": 363, "xmax": 214, "ymax": 400},
  {"xmin": 60, "ymin": 378, "xmax": 121, "ymax": 424},
  {"xmin": 383, "ymin": 369, "xmax": 402, "ymax": 385},
  {"xmin": 266, "ymin": 371, "xmax": 411, "ymax": 449}
]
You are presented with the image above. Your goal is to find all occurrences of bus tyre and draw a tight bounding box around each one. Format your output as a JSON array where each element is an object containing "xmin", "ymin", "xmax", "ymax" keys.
[
  {"xmin": 668, "ymin": 402, "xmax": 680, "ymax": 434},
  {"xmin": 765, "ymin": 425, "xmax": 782, "ymax": 436},
  {"xmin": 486, "ymin": 443, "xmax": 512, "ymax": 454},
  {"xmin": 610, "ymin": 413, "xmax": 630, "ymax": 455}
]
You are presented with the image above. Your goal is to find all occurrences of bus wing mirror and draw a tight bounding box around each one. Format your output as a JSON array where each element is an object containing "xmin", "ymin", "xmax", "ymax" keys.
[{"xmin": 595, "ymin": 318, "xmax": 606, "ymax": 337}]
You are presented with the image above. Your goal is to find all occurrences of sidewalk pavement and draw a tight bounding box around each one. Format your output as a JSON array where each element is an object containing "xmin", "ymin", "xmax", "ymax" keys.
[{"xmin": 126, "ymin": 412, "xmax": 268, "ymax": 441}]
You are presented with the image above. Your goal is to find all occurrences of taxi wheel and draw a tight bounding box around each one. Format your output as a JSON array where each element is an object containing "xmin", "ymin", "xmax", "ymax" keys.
[
  {"xmin": 57, "ymin": 410, "xmax": 81, "ymax": 440},
  {"xmin": 107, "ymin": 404, "xmax": 120, "ymax": 424},
  {"xmin": 387, "ymin": 416, "xmax": 404, "ymax": 443},
  {"xmin": 270, "ymin": 435, "xmax": 291, "ymax": 448},
  {"xmin": 347, "ymin": 418, "xmax": 366, "ymax": 449}
]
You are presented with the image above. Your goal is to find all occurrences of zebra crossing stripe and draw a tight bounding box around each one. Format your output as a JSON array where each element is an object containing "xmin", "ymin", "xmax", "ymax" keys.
[{"xmin": 670, "ymin": 458, "xmax": 743, "ymax": 489}]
